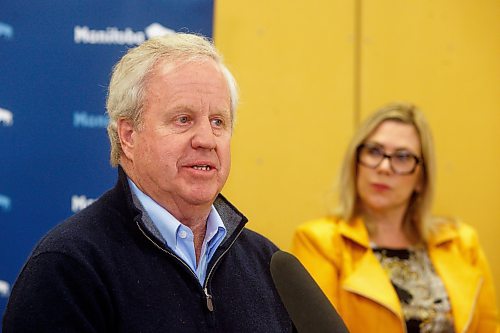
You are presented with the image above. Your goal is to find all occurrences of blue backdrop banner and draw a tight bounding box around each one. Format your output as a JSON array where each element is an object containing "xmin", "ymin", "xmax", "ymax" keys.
[{"xmin": 0, "ymin": 0, "xmax": 214, "ymax": 320}]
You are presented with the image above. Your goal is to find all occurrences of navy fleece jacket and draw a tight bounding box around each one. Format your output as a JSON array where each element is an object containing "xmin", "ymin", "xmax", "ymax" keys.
[{"xmin": 3, "ymin": 167, "xmax": 293, "ymax": 332}]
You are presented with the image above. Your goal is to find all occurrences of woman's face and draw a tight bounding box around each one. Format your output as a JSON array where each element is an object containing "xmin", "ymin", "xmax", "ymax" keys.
[{"xmin": 356, "ymin": 120, "xmax": 422, "ymax": 215}]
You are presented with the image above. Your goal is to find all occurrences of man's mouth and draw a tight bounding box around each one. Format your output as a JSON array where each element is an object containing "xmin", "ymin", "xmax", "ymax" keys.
[{"xmin": 192, "ymin": 165, "xmax": 212, "ymax": 171}]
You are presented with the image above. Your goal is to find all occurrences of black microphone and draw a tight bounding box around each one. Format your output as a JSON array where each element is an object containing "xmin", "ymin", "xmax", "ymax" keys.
[{"xmin": 270, "ymin": 250, "xmax": 350, "ymax": 333}]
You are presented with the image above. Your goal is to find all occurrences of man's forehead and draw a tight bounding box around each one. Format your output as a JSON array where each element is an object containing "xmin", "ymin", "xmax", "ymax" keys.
[{"xmin": 155, "ymin": 57, "xmax": 217, "ymax": 75}]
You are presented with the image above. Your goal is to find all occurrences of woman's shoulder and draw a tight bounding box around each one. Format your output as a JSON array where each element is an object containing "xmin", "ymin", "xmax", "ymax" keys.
[
  {"xmin": 292, "ymin": 216, "xmax": 348, "ymax": 264},
  {"xmin": 295, "ymin": 216, "xmax": 345, "ymax": 236},
  {"xmin": 430, "ymin": 216, "xmax": 481, "ymax": 247},
  {"xmin": 293, "ymin": 216, "xmax": 357, "ymax": 249}
]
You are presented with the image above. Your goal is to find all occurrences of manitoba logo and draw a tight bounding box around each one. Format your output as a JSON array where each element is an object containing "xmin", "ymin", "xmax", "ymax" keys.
[
  {"xmin": 0, "ymin": 107, "xmax": 13, "ymax": 126},
  {"xmin": 73, "ymin": 111, "xmax": 108, "ymax": 128},
  {"xmin": 0, "ymin": 22, "xmax": 14, "ymax": 40},
  {"xmin": 0, "ymin": 194, "xmax": 11, "ymax": 212},
  {"xmin": 74, "ymin": 26, "xmax": 145, "ymax": 45},
  {"xmin": 74, "ymin": 23, "xmax": 174, "ymax": 46}
]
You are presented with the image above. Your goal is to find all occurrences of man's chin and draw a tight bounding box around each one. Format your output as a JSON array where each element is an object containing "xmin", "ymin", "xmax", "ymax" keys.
[{"xmin": 184, "ymin": 190, "xmax": 219, "ymax": 207}]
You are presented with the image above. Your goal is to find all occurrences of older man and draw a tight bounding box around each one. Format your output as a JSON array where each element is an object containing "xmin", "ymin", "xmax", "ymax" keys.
[{"xmin": 3, "ymin": 34, "xmax": 293, "ymax": 332}]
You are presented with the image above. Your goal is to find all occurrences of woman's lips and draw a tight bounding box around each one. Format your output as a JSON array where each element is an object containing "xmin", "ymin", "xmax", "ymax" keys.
[{"xmin": 371, "ymin": 183, "xmax": 390, "ymax": 191}]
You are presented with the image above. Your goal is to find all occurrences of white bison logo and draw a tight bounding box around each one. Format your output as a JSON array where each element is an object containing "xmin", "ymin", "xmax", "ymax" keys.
[
  {"xmin": 0, "ymin": 107, "xmax": 13, "ymax": 126},
  {"xmin": 0, "ymin": 194, "xmax": 11, "ymax": 212},
  {"xmin": 145, "ymin": 23, "xmax": 175, "ymax": 39},
  {"xmin": 0, "ymin": 280, "xmax": 10, "ymax": 298},
  {"xmin": 0, "ymin": 22, "xmax": 14, "ymax": 40}
]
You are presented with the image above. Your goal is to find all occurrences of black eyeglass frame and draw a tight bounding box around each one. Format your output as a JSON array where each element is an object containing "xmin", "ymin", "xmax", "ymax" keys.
[{"xmin": 356, "ymin": 143, "xmax": 421, "ymax": 175}]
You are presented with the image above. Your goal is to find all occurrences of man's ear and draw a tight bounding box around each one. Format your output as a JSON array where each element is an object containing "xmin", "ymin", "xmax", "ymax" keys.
[{"xmin": 117, "ymin": 118, "xmax": 135, "ymax": 160}]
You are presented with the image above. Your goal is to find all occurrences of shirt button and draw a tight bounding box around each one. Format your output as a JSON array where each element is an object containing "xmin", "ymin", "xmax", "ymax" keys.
[{"xmin": 179, "ymin": 230, "xmax": 188, "ymax": 239}]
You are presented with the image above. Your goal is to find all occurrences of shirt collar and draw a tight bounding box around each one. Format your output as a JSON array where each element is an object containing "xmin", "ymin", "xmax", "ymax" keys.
[{"xmin": 127, "ymin": 178, "xmax": 226, "ymax": 249}]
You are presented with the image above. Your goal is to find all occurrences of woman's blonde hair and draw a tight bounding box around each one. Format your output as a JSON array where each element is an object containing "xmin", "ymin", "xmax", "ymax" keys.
[
  {"xmin": 335, "ymin": 102, "xmax": 436, "ymax": 242},
  {"xmin": 106, "ymin": 33, "xmax": 238, "ymax": 166}
]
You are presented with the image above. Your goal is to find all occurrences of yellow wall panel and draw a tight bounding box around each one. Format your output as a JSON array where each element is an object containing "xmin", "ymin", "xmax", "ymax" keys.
[
  {"xmin": 361, "ymin": 0, "xmax": 500, "ymax": 303},
  {"xmin": 214, "ymin": 0, "xmax": 356, "ymax": 249},
  {"xmin": 215, "ymin": 0, "xmax": 500, "ymax": 303}
]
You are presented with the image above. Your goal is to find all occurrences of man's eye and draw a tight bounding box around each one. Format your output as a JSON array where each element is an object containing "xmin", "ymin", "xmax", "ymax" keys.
[
  {"xmin": 211, "ymin": 118, "xmax": 224, "ymax": 127},
  {"xmin": 177, "ymin": 116, "xmax": 190, "ymax": 124}
]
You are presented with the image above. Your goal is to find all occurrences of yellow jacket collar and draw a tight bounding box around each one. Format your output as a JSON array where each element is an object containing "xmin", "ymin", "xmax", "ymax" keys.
[
  {"xmin": 428, "ymin": 222, "xmax": 459, "ymax": 246},
  {"xmin": 338, "ymin": 217, "xmax": 371, "ymax": 248},
  {"xmin": 338, "ymin": 217, "xmax": 403, "ymax": 317}
]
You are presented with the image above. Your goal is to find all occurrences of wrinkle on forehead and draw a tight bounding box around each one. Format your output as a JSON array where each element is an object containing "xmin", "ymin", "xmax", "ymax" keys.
[{"xmin": 142, "ymin": 59, "xmax": 231, "ymax": 123}]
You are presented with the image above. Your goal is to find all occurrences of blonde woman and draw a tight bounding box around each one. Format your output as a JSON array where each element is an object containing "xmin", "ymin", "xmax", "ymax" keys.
[{"xmin": 292, "ymin": 103, "xmax": 499, "ymax": 333}]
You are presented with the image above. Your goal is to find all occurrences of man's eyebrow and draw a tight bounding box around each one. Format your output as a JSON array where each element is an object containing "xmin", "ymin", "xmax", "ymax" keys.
[
  {"xmin": 214, "ymin": 108, "xmax": 231, "ymax": 116},
  {"xmin": 165, "ymin": 104, "xmax": 196, "ymax": 113}
]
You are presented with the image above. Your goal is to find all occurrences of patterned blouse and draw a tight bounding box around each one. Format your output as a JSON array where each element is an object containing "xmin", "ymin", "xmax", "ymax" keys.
[{"xmin": 372, "ymin": 246, "xmax": 455, "ymax": 333}]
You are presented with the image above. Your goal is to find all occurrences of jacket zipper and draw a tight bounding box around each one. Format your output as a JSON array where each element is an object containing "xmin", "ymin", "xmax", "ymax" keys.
[
  {"xmin": 203, "ymin": 287, "xmax": 214, "ymax": 311},
  {"xmin": 137, "ymin": 220, "xmax": 244, "ymax": 313},
  {"xmin": 202, "ymin": 227, "xmax": 245, "ymax": 310}
]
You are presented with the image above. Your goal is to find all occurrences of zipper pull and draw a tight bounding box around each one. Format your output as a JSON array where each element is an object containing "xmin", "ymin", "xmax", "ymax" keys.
[{"xmin": 204, "ymin": 287, "xmax": 214, "ymax": 312}]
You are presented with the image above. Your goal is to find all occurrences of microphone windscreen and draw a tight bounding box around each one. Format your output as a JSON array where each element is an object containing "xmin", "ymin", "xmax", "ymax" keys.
[{"xmin": 271, "ymin": 251, "xmax": 349, "ymax": 333}]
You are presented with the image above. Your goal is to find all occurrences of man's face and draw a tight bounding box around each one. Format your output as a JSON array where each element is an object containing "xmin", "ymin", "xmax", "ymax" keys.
[{"xmin": 121, "ymin": 59, "xmax": 232, "ymax": 214}]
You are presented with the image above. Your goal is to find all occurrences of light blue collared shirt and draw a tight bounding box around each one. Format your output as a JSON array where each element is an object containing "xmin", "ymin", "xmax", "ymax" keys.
[{"xmin": 128, "ymin": 179, "xmax": 227, "ymax": 285}]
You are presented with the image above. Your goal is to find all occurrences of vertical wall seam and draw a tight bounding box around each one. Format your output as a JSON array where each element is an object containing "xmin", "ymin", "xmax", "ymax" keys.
[{"xmin": 353, "ymin": 0, "xmax": 362, "ymax": 127}]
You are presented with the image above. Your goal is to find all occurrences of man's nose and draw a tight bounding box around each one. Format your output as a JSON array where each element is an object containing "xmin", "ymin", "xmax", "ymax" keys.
[{"xmin": 192, "ymin": 120, "xmax": 217, "ymax": 149}]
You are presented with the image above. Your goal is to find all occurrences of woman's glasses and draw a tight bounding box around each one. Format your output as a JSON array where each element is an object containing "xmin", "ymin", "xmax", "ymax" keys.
[{"xmin": 357, "ymin": 143, "xmax": 421, "ymax": 175}]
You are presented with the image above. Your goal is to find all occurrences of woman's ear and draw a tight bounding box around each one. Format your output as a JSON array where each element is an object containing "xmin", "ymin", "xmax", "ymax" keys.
[{"xmin": 414, "ymin": 173, "xmax": 424, "ymax": 194}]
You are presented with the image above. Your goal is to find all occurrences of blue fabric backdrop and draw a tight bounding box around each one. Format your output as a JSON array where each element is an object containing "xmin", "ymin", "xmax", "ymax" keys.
[{"xmin": 0, "ymin": 0, "xmax": 214, "ymax": 320}]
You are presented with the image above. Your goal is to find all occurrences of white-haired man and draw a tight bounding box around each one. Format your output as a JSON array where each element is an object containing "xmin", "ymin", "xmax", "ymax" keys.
[{"xmin": 3, "ymin": 33, "xmax": 293, "ymax": 332}]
